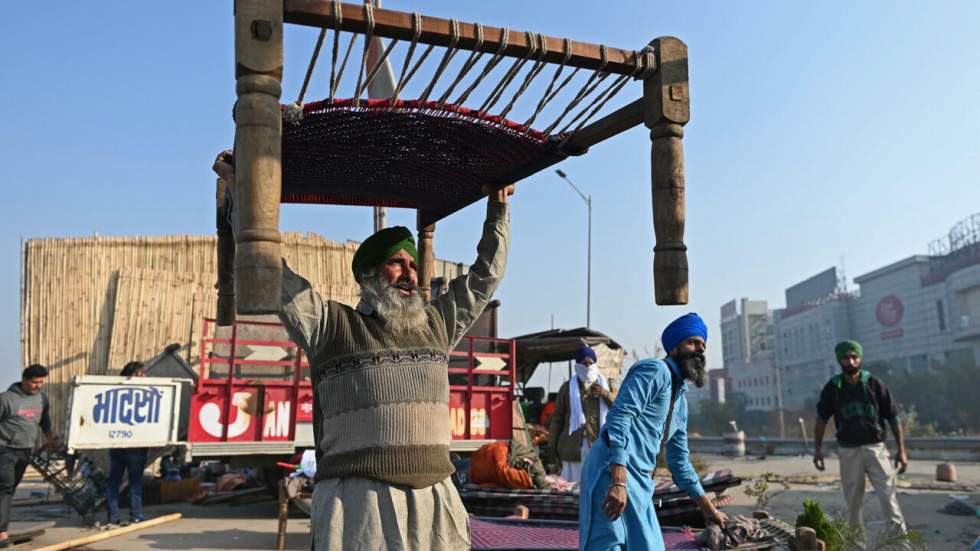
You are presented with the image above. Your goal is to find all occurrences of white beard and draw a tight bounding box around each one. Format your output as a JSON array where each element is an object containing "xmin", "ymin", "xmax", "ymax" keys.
[{"xmin": 359, "ymin": 272, "xmax": 427, "ymax": 337}]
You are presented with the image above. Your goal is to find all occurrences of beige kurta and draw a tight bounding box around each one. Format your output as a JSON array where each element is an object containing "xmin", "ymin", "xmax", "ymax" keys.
[{"xmin": 311, "ymin": 477, "xmax": 470, "ymax": 551}]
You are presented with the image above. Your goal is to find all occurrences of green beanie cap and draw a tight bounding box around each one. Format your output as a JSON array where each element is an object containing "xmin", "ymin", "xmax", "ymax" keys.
[{"xmin": 834, "ymin": 340, "xmax": 863, "ymax": 361}]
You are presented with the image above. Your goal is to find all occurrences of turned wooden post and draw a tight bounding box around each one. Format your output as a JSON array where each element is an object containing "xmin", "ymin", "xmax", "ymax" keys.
[
  {"xmin": 234, "ymin": 0, "xmax": 283, "ymax": 314},
  {"xmin": 216, "ymin": 178, "xmax": 236, "ymax": 326},
  {"xmin": 643, "ymin": 37, "xmax": 690, "ymax": 305},
  {"xmin": 417, "ymin": 213, "xmax": 436, "ymax": 302}
]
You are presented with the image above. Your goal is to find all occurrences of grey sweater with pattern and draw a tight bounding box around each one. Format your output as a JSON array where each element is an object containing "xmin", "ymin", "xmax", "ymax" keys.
[{"xmin": 278, "ymin": 200, "xmax": 509, "ymax": 489}]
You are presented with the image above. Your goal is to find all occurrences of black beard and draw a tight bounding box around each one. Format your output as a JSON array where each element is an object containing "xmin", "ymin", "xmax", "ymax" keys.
[
  {"xmin": 675, "ymin": 351, "xmax": 707, "ymax": 388},
  {"xmin": 841, "ymin": 364, "xmax": 860, "ymax": 376}
]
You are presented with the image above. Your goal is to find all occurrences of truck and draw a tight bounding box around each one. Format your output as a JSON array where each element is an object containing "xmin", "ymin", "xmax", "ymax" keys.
[{"xmin": 65, "ymin": 302, "xmax": 520, "ymax": 461}]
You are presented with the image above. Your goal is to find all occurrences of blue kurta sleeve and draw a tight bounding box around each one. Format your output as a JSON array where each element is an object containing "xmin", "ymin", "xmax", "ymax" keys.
[
  {"xmin": 665, "ymin": 396, "xmax": 705, "ymax": 499},
  {"xmin": 602, "ymin": 360, "xmax": 664, "ymax": 465}
]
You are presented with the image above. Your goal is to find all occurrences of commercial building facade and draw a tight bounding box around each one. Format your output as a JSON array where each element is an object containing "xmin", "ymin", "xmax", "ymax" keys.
[
  {"xmin": 727, "ymin": 212, "xmax": 980, "ymax": 414},
  {"xmin": 720, "ymin": 298, "xmax": 778, "ymax": 411}
]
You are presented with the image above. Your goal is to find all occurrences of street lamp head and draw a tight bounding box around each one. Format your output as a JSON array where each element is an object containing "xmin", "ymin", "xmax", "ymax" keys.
[{"xmin": 555, "ymin": 169, "xmax": 567, "ymax": 178}]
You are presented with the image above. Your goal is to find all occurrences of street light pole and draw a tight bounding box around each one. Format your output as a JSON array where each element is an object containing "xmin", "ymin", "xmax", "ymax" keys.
[{"xmin": 555, "ymin": 169, "xmax": 591, "ymax": 328}]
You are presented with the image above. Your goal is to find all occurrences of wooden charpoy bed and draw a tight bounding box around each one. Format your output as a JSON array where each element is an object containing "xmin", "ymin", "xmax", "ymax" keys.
[{"xmin": 222, "ymin": 0, "xmax": 693, "ymax": 322}]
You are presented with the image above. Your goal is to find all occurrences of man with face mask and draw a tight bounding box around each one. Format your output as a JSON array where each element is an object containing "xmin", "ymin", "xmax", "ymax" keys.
[
  {"xmin": 814, "ymin": 340, "xmax": 908, "ymax": 540},
  {"xmin": 579, "ymin": 313, "xmax": 727, "ymax": 550},
  {"xmin": 547, "ymin": 346, "xmax": 612, "ymax": 483}
]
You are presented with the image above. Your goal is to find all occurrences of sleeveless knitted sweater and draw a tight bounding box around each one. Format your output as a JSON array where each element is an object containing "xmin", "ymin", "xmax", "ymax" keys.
[
  {"xmin": 278, "ymin": 200, "xmax": 510, "ymax": 490},
  {"xmin": 312, "ymin": 301, "xmax": 454, "ymax": 488}
]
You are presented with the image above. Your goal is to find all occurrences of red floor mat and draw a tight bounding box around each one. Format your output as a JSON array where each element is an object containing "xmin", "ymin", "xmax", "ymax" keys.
[{"xmin": 470, "ymin": 517, "xmax": 702, "ymax": 550}]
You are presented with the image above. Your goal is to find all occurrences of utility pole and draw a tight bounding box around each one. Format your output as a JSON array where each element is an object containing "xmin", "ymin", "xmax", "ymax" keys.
[
  {"xmin": 366, "ymin": 0, "xmax": 394, "ymax": 233},
  {"xmin": 774, "ymin": 362, "xmax": 786, "ymax": 438},
  {"xmin": 555, "ymin": 169, "xmax": 592, "ymax": 328}
]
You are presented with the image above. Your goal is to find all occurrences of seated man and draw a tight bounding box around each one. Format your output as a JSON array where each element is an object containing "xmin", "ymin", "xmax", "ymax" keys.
[{"xmin": 470, "ymin": 425, "xmax": 552, "ymax": 490}]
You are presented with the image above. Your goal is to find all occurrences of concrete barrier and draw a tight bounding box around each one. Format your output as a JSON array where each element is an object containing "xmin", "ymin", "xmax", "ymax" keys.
[
  {"xmin": 723, "ymin": 431, "xmax": 745, "ymax": 457},
  {"xmin": 687, "ymin": 437, "xmax": 980, "ymax": 461}
]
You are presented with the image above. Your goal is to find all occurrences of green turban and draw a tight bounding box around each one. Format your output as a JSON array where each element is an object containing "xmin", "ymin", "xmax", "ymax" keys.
[
  {"xmin": 834, "ymin": 340, "xmax": 863, "ymax": 361},
  {"xmin": 351, "ymin": 226, "xmax": 418, "ymax": 281}
]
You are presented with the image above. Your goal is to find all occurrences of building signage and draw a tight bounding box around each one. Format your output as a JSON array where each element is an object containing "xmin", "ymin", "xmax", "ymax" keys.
[
  {"xmin": 880, "ymin": 328, "xmax": 905, "ymax": 340},
  {"xmin": 92, "ymin": 387, "xmax": 162, "ymax": 426},
  {"xmin": 876, "ymin": 295, "xmax": 904, "ymax": 327},
  {"xmin": 67, "ymin": 375, "xmax": 186, "ymax": 450}
]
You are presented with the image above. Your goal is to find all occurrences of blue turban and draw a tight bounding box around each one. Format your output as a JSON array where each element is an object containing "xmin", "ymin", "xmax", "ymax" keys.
[
  {"xmin": 575, "ymin": 346, "xmax": 597, "ymax": 364},
  {"xmin": 661, "ymin": 313, "xmax": 708, "ymax": 354}
]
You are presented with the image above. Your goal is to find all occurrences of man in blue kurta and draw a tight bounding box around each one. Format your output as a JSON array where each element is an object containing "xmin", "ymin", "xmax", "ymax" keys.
[{"xmin": 579, "ymin": 313, "xmax": 727, "ymax": 550}]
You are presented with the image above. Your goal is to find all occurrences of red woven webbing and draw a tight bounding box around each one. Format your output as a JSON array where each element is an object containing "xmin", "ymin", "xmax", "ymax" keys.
[{"xmin": 281, "ymin": 98, "xmax": 563, "ymax": 223}]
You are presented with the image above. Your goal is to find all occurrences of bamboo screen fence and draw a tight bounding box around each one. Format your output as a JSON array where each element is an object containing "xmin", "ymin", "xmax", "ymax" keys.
[{"xmin": 21, "ymin": 233, "xmax": 466, "ymax": 431}]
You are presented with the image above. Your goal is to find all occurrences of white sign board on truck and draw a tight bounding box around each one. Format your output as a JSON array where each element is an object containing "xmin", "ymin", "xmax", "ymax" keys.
[{"xmin": 67, "ymin": 375, "xmax": 189, "ymax": 451}]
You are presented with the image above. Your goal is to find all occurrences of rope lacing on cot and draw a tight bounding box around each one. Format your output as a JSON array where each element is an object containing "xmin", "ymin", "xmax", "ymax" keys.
[
  {"xmin": 478, "ymin": 31, "xmax": 536, "ymax": 115},
  {"xmin": 361, "ymin": 31, "xmax": 400, "ymax": 98},
  {"xmin": 523, "ymin": 38, "xmax": 577, "ymax": 131},
  {"xmin": 497, "ymin": 33, "xmax": 549, "ymax": 120},
  {"xmin": 352, "ymin": 3, "xmax": 376, "ymax": 107},
  {"xmin": 541, "ymin": 44, "xmax": 609, "ymax": 136},
  {"xmin": 418, "ymin": 18, "xmax": 461, "ymax": 103},
  {"xmin": 392, "ymin": 12, "xmax": 434, "ymax": 102},
  {"xmin": 561, "ymin": 46, "xmax": 649, "ymax": 137},
  {"xmin": 437, "ymin": 23, "xmax": 485, "ymax": 108},
  {"xmin": 452, "ymin": 27, "xmax": 509, "ymax": 107},
  {"xmin": 559, "ymin": 74, "xmax": 627, "ymax": 134},
  {"xmin": 298, "ymin": 29, "xmax": 327, "ymax": 105},
  {"xmin": 329, "ymin": 0, "xmax": 349, "ymax": 101}
]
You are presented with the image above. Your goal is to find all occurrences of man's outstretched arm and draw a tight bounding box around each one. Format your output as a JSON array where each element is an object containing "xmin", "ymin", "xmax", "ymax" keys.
[{"xmin": 436, "ymin": 185, "xmax": 514, "ymax": 348}]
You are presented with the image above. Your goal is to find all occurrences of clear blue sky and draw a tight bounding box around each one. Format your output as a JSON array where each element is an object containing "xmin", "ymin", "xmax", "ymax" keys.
[{"xmin": 1, "ymin": 1, "xmax": 978, "ymax": 387}]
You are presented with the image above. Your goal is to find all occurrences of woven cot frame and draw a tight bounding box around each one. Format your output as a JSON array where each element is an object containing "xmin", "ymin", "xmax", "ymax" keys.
[{"xmin": 225, "ymin": 0, "xmax": 692, "ymax": 324}]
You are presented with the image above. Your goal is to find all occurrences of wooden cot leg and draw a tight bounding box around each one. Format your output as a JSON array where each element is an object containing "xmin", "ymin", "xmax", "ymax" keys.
[
  {"xmin": 644, "ymin": 37, "xmax": 691, "ymax": 305},
  {"xmin": 417, "ymin": 213, "xmax": 436, "ymax": 302},
  {"xmin": 233, "ymin": 0, "xmax": 283, "ymax": 314},
  {"xmin": 216, "ymin": 178, "xmax": 236, "ymax": 326}
]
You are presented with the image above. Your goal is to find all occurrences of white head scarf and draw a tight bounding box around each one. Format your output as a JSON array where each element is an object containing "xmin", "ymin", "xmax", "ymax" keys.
[{"xmin": 567, "ymin": 363, "xmax": 609, "ymax": 436}]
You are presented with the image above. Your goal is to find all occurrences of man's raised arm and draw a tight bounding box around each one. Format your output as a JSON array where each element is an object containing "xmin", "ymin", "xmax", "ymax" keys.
[
  {"xmin": 436, "ymin": 186, "xmax": 514, "ymax": 348},
  {"xmin": 279, "ymin": 261, "xmax": 330, "ymax": 359}
]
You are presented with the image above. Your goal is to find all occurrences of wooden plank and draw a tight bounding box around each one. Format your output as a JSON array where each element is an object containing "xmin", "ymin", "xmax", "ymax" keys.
[
  {"xmin": 283, "ymin": 0, "xmax": 649, "ymax": 76},
  {"xmin": 33, "ymin": 513, "xmax": 182, "ymax": 551},
  {"xmin": 561, "ymin": 97, "xmax": 644, "ymax": 153}
]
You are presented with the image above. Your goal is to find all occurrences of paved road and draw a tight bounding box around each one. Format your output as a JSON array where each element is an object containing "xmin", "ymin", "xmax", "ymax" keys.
[{"xmin": 9, "ymin": 455, "xmax": 979, "ymax": 550}]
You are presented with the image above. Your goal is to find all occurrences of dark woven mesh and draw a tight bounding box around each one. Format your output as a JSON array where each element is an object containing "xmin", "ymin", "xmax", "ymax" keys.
[{"xmin": 282, "ymin": 98, "xmax": 562, "ymax": 224}]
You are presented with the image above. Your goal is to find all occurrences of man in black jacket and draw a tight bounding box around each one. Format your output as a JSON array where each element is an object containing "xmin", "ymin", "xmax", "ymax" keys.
[
  {"xmin": 0, "ymin": 364, "xmax": 53, "ymax": 548},
  {"xmin": 813, "ymin": 340, "xmax": 908, "ymax": 538}
]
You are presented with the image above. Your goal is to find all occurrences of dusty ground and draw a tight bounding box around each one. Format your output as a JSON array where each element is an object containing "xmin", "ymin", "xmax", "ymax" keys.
[
  {"xmin": 700, "ymin": 455, "xmax": 980, "ymax": 551},
  {"xmin": 9, "ymin": 455, "xmax": 980, "ymax": 550}
]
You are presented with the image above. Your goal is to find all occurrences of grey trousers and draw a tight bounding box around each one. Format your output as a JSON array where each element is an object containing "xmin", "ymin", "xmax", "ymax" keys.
[
  {"xmin": 311, "ymin": 476, "xmax": 470, "ymax": 551},
  {"xmin": 838, "ymin": 442, "xmax": 907, "ymax": 534}
]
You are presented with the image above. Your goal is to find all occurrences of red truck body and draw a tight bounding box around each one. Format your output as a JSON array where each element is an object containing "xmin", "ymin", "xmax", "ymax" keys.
[{"xmin": 188, "ymin": 317, "xmax": 515, "ymax": 456}]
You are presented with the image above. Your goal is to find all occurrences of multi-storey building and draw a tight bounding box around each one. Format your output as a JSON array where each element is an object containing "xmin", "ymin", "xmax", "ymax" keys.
[
  {"xmin": 720, "ymin": 298, "xmax": 778, "ymax": 411},
  {"xmin": 743, "ymin": 212, "xmax": 980, "ymax": 413}
]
